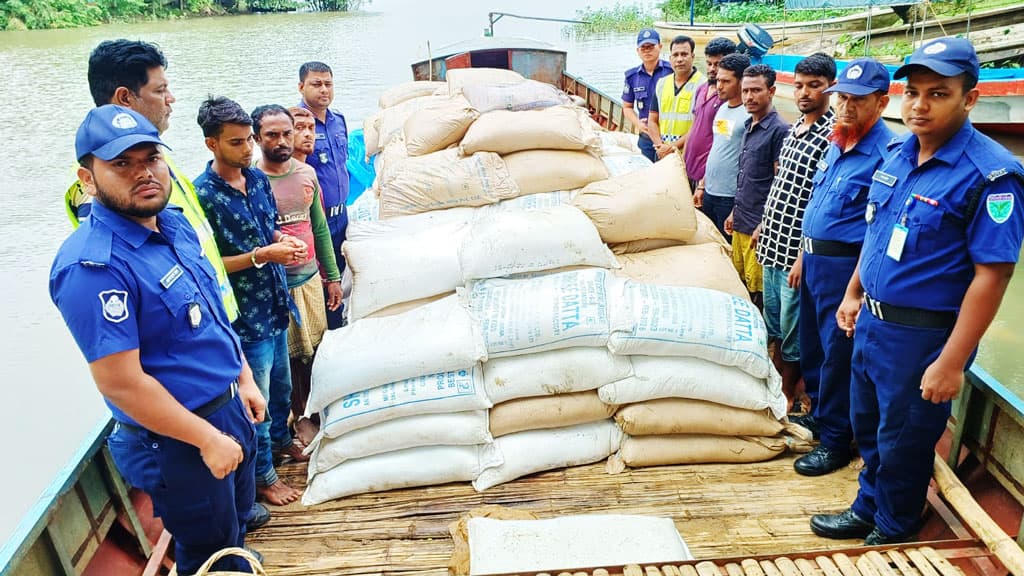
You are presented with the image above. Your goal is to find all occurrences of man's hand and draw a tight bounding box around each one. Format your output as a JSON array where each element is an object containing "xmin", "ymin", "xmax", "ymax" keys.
[
  {"xmin": 198, "ymin": 429, "xmax": 244, "ymax": 479},
  {"xmin": 258, "ymin": 242, "xmax": 305, "ymax": 266},
  {"xmin": 693, "ymin": 187, "xmax": 704, "ymax": 208},
  {"xmin": 724, "ymin": 210, "xmax": 734, "ymax": 235},
  {"xmin": 655, "ymin": 143, "xmax": 675, "ymax": 160},
  {"xmin": 836, "ymin": 293, "xmax": 862, "ymax": 337},
  {"xmin": 750, "ymin": 224, "xmax": 762, "ymax": 249},
  {"xmin": 788, "ymin": 253, "xmax": 803, "ymax": 289},
  {"xmin": 326, "ymin": 280, "xmax": 343, "ymax": 311},
  {"xmin": 238, "ymin": 367, "xmax": 266, "ymax": 424},
  {"xmin": 920, "ymin": 358, "xmax": 964, "ymax": 404}
]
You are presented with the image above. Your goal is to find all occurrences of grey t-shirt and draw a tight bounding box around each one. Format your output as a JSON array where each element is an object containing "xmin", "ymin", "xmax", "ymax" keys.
[{"xmin": 703, "ymin": 103, "xmax": 751, "ymax": 198}]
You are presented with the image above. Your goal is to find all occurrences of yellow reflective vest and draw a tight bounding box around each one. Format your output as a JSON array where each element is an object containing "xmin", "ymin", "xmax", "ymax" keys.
[
  {"xmin": 656, "ymin": 69, "xmax": 705, "ymax": 143},
  {"xmin": 64, "ymin": 155, "xmax": 239, "ymax": 321}
]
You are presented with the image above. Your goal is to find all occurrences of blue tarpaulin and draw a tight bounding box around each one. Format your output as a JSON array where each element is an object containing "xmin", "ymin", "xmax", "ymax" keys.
[{"xmin": 345, "ymin": 128, "xmax": 376, "ymax": 206}]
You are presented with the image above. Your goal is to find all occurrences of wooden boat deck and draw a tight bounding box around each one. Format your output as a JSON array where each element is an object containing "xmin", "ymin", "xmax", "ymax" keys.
[{"xmin": 245, "ymin": 454, "xmax": 877, "ymax": 575}]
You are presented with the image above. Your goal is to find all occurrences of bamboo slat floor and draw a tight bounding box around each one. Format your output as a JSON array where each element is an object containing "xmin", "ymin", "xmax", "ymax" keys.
[{"xmin": 244, "ymin": 454, "xmax": 871, "ymax": 576}]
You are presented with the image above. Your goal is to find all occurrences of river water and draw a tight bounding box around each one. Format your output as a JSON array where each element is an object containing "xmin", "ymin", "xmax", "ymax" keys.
[{"xmin": 0, "ymin": 0, "xmax": 1022, "ymax": 551}]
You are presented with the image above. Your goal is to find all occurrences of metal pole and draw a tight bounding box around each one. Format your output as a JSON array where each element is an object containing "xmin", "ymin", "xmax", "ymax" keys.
[{"xmin": 690, "ymin": 0, "xmax": 695, "ymax": 26}]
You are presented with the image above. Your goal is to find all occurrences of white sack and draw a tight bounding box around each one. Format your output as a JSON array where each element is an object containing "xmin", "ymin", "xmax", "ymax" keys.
[
  {"xmin": 379, "ymin": 95, "xmax": 448, "ymax": 147},
  {"xmin": 468, "ymin": 515, "xmax": 692, "ymax": 575},
  {"xmin": 311, "ymin": 410, "xmax": 491, "ymax": 472},
  {"xmin": 446, "ymin": 67, "xmax": 525, "ymax": 94},
  {"xmin": 363, "ymin": 111, "xmax": 383, "ymax": 157},
  {"xmin": 403, "ymin": 95, "xmax": 479, "ymax": 156},
  {"xmin": 608, "ymin": 283, "xmax": 771, "ymax": 379},
  {"xmin": 320, "ymin": 365, "xmax": 492, "ymax": 438},
  {"xmin": 348, "ymin": 190, "xmax": 380, "ymax": 222},
  {"xmin": 461, "ymin": 79, "xmax": 571, "ymax": 113},
  {"xmin": 308, "ymin": 295, "xmax": 486, "ymax": 414},
  {"xmin": 303, "ymin": 444, "xmax": 500, "ymax": 505},
  {"xmin": 459, "ymin": 205, "xmax": 619, "ymax": 281},
  {"xmin": 491, "ymin": 190, "xmax": 575, "ymax": 211},
  {"xmin": 597, "ymin": 131, "xmax": 643, "ymax": 155},
  {"xmin": 598, "ymin": 356, "xmax": 786, "ymax": 419},
  {"xmin": 483, "ymin": 347, "xmax": 633, "ymax": 404},
  {"xmin": 601, "ymin": 154, "xmax": 652, "ymax": 177},
  {"xmin": 344, "ymin": 218, "xmax": 468, "ymax": 320},
  {"xmin": 473, "ymin": 420, "xmax": 622, "ymax": 491},
  {"xmin": 464, "ymin": 269, "xmax": 627, "ymax": 358},
  {"xmin": 613, "ymin": 244, "xmax": 749, "ymax": 300}
]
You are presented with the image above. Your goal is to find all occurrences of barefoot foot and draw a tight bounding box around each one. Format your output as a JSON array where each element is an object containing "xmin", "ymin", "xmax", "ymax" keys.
[{"xmin": 258, "ymin": 479, "xmax": 302, "ymax": 506}]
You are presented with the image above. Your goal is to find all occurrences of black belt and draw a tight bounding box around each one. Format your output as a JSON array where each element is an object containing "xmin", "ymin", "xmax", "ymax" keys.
[
  {"xmin": 114, "ymin": 381, "xmax": 238, "ymax": 436},
  {"xmin": 802, "ymin": 236, "xmax": 861, "ymax": 257},
  {"xmin": 864, "ymin": 294, "xmax": 957, "ymax": 330}
]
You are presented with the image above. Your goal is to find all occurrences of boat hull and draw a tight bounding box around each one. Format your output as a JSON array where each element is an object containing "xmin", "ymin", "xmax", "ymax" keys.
[{"xmin": 654, "ymin": 9, "xmax": 899, "ymax": 48}]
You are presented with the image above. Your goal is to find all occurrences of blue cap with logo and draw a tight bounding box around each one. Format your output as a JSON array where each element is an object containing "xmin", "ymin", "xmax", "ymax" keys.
[
  {"xmin": 75, "ymin": 105, "xmax": 168, "ymax": 162},
  {"xmin": 826, "ymin": 58, "xmax": 891, "ymax": 96},
  {"xmin": 637, "ymin": 28, "xmax": 661, "ymax": 47},
  {"xmin": 893, "ymin": 37, "xmax": 979, "ymax": 81}
]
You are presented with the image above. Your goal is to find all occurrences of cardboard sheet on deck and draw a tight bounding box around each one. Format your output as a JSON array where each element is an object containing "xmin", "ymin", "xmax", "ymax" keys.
[{"xmin": 466, "ymin": 514, "xmax": 693, "ymax": 575}]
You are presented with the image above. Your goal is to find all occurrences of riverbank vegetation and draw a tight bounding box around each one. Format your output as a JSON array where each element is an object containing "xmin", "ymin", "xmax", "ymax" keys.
[{"xmin": 0, "ymin": 0, "xmax": 361, "ymax": 31}]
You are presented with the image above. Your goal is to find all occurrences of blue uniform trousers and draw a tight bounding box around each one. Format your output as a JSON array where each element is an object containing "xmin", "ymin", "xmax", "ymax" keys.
[
  {"xmin": 325, "ymin": 209, "xmax": 348, "ymax": 329},
  {"xmin": 799, "ymin": 252, "xmax": 857, "ymax": 450},
  {"xmin": 638, "ymin": 133, "xmax": 657, "ymax": 163},
  {"xmin": 107, "ymin": 393, "xmax": 257, "ymax": 575},
  {"xmin": 849, "ymin": 308, "xmax": 954, "ymax": 537}
]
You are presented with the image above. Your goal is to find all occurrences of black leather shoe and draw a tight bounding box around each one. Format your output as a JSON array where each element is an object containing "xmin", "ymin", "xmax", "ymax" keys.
[
  {"xmin": 810, "ymin": 508, "xmax": 874, "ymax": 539},
  {"xmin": 794, "ymin": 445, "xmax": 851, "ymax": 476},
  {"xmin": 246, "ymin": 502, "xmax": 271, "ymax": 532},
  {"xmin": 789, "ymin": 413, "xmax": 819, "ymax": 439},
  {"xmin": 865, "ymin": 527, "xmax": 917, "ymax": 546}
]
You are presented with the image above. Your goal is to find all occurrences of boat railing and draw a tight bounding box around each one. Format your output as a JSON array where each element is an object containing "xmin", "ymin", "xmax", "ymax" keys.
[{"xmin": 561, "ymin": 71, "xmax": 640, "ymax": 135}]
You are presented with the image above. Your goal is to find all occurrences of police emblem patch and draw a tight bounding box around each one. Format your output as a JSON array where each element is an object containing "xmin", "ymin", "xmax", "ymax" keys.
[
  {"xmin": 987, "ymin": 193, "xmax": 1014, "ymax": 224},
  {"xmin": 99, "ymin": 290, "xmax": 130, "ymax": 323},
  {"xmin": 923, "ymin": 41, "xmax": 946, "ymax": 55},
  {"xmin": 846, "ymin": 65, "xmax": 863, "ymax": 80},
  {"xmin": 111, "ymin": 113, "xmax": 138, "ymax": 129}
]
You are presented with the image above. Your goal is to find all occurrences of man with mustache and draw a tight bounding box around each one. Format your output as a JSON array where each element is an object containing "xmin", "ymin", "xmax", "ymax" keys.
[
  {"xmin": 51, "ymin": 105, "xmax": 265, "ymax": 575},
  {"xmin": 814, "ymin": 38, "xmax": 1024, "ymax": 545},
  {"xmin": 755, "ymin": 53, "xmax": 837, "ymax": 413},
  {"xmin": 253, "ymin": 105, "xmax": 342, "ymax": 448},
  {"xmin": 793, "ymin": 58, "xmax": 894, "ymax": 477},
  {"xmin": 194, "ymin": 97, "xmax": 307, "ymax": 507},
  {"xmin": 622, "ymin": 28, "xmax": 673, "ymax": 163},
  {"xmin": 647, "ymin": 34, "xmax": 703, "ymax": 160}
]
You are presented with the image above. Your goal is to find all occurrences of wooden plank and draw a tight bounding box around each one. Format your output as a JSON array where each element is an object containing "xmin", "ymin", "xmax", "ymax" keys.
[
  {"xmin": 681, "ymin": 564, "xmax": 701, "ymax": 576},
  {"xmin": 760, "ymin": 560, "xmax": 784, "ymax": 576},
  {"xmin": 793, "ymin": 558, "xmax": 822, "ymax": 576},
  {"xmin": 100, "ymin": 446, "xmax": 152, "ymax": 558},
  {"xmin": 624, "ymin": 566, "xmax": 644, "ymax": 576},
  {"xmin": 918, "ymin": 548, "xmax": 963, "ymax": 576},
  {"xmin": 696, "ymin": 561, "xmax": 722, "ymax": 576},
  {"xmin": 904, "ymin": 549, "xmax": 942, "ymax": 576},
  {"xmin": 864, "ymin": 551, "xmax": 897, "ymax": 576},
  {"xmin": 724, "ymin": 562, "xmax": 746, "ymax": 576},
  {"xmin": 647, "ymin": 567, "xmax": 664, "ymax": 576},
  {"xmin": 855, "ymin": 554, "xmax": 882, "ymax": 576},
  {"xmin": 42, "ymin": 525, "xmax": 77, "ymax": 576},
  {"xmin": 741, "ymin": 559, "xmax": 766, "ymax": 576},
  {"xmin": 832, "ymin": 553, "xmax": 862, "ymax": 576},
  {"xmin": 774, "ymin": 557, "xmax": 803, "ymax": 576},
  {"xmin": 814, "ymin": 556, "xmax": 845, "ymax": 576},
  {"xmin": 663, "ymin": 565, "xmax": 683, "ymax": 576},
  {"xmin": 884, "ymin": 550, "xmax": 920, "ymax": 576}
]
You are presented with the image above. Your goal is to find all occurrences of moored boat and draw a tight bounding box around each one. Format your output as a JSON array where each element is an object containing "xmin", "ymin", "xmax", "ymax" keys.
[
  {"xmin": 766, "ymin": 53, "xmax": 1024, "ymax": 137},
  {"xmin": 5, "ymin": 37, "xmax": 1024, "ymax": 576}
]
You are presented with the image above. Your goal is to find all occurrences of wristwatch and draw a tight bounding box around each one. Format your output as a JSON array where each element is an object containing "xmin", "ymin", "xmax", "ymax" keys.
[{"xmin": 250, "ymin": 247, "xmax": 267, "ymax": 269}]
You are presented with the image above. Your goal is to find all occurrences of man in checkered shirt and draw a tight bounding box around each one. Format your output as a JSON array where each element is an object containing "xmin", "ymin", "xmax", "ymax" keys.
[{"xmin": 754, "ymin": 54, "xmax": 837, "ymax": 411}]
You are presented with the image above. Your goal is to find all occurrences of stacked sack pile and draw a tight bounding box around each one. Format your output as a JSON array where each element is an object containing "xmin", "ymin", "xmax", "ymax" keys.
[{"xmin": 303, "ymin": 69, "xmax": 801, "ymax": 506}]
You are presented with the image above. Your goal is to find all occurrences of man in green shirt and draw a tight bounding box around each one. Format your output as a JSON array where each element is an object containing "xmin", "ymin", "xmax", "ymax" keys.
[{"xmin": 64, "ymin": 39, "xmax": 239, "ymax": 320}]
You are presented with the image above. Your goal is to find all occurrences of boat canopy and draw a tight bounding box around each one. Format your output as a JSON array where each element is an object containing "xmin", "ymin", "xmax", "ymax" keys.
[{"xmin": 784, "ymin": 0, "xmax": 918, "ymax": 8}]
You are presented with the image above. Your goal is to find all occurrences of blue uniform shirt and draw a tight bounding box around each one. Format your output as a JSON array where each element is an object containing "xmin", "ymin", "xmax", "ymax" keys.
[
  {"xmin": 621, "ymin": 60, "xmax": 673, "ymax": 121},
  {"xmin": 859, "ymin": 121, "xmax": 1024, "ymax": 312},
  {"xmin": 194, "ymin": 163, "xmax": 296, "ymax": 343},
  {"xmin": 803, "ymin": 119, "xmax": 896, "ymax": 245},
  {"xmin": 301, "ymin": 103, "xmax": 349, "ymax": 224},
  {"xmin": 49, "ymin": 202, "xmax": 244, "ymax": 427}
]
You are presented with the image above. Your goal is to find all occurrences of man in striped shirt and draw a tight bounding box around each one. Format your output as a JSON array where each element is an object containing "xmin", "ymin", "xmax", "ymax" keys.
[{"xmin": 754, "ymin": 53, "xmax": 837, "ymax": 411}]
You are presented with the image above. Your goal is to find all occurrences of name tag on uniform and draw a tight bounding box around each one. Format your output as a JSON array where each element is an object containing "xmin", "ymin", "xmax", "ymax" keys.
[
  {"xmin": 315, "ymin": 133, "xmax": 326, "ymax": 140},
  {"xmin": 886, "ymin": 223, "xmax": 908, "ymax": 261},
  {"xmin": 160, "ymin": 265, "xmax": 184, "ymax": 289},
  {"xmin": 872, "ymin": 170, "xmax": 897, "ymax": 187}
]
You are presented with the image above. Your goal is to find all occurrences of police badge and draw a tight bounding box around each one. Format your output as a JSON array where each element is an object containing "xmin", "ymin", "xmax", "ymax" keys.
[
  {"xmin": 866, "ymin": 202, "xmax": 877, "ymax": 223},
  {"xmin": 99, "ymin": 290, "xmax": 130, "ymax": 323}
]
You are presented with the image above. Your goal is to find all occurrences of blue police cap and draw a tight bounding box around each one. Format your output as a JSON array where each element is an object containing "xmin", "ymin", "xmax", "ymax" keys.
[
  {"xmin": 637, "ymin": 28, "xmax": 661, "ymax": 47},
  {"xmin": 826, "ymin": 58, "xmax": 891, "ymax": 96},
  {"xmin": 893, "ymin": 37, "xmax": 979, "ymax": 82},
  {"xmin": 75, "ymin": 105, "xmax": 169, "ymax": 162}
]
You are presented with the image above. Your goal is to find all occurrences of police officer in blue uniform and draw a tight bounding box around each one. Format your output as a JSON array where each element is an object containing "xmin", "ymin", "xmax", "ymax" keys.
[
  {"xmin": 50, "ymin": 105, "xmax": 266, "ymax": 575},
  {"xmin": 810, "ymin": 38, "xmax": 1024, "ymax": 545},
  {"xmin": 298, "ymin": 61, "xmax": 349, "ymax": 329},
  {"xmin": 622, "ymin": 28, "xmax": 673, "ymax": 163},
  {"xmin": 794, "ymin": 58, "xmax": 895, "ymax": 477}
]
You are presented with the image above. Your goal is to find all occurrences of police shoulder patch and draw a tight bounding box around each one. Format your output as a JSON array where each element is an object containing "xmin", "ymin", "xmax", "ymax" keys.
[
  {"xmin": 987, "ymin": 192, "xmax": 1014, "ymax": 224},
  {"xmin": 99, "ymin": 290, "xmax": 130, "ymax": 323}
]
